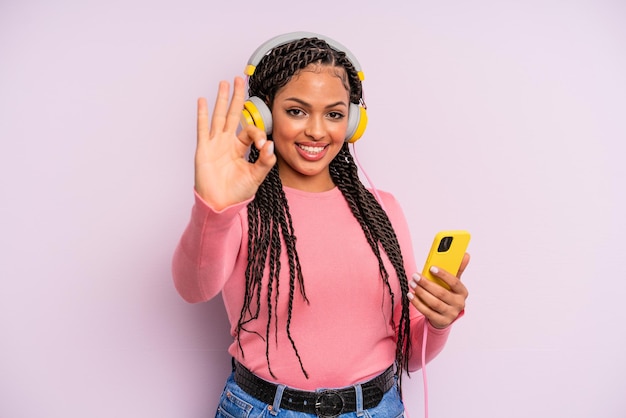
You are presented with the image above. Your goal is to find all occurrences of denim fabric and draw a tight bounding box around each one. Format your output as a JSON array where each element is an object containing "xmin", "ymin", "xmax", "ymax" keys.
[{"xmin": 215, "ymin": 372, "xmax": 405, "ymax": 418}]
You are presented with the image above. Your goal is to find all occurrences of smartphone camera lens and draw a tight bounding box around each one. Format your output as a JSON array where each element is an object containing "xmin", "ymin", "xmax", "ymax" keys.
[{"xmin": 437, "ymin": 236, "xmax": 453, "ymax": 253}]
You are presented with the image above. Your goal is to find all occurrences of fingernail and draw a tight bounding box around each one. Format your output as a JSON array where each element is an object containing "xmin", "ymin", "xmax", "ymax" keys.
[
  {"xmin": 409, "ymin": 280, "xmax": 417, "ymax": 289},
  {"xmin": 412, "ymin": 272, "xmax": 421, "ymax": 282},
  {"xmin": 267, "ymin": 141, "xmax": 274, "ymax": 154},
  {"xmin": 407, "ymin": 292, "xmax": 415, "ymax": 300},
  {"xmin": 430, "ymin": 266, "xmax": 439, "ymax": 274}
]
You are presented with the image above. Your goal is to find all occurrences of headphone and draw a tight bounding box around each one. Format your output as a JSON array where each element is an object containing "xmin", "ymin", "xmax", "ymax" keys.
[{"xmin": 240, "ymin": 31, "xmax": 368, "ymax": 143}]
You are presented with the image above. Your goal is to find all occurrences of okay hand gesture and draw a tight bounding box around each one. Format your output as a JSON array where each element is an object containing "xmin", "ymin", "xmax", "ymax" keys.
[{"xmin": 194, "ymin": 77, "xmax": 276, "ymax": 210}]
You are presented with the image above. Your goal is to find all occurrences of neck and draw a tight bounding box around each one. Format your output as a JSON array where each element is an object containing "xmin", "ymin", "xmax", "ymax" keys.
[{"xmin": 278, "ymin": 169, "xmax": 335, "ymax": 192}]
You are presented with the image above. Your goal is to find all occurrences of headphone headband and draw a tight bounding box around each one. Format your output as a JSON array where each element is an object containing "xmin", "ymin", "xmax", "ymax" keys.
[
  {"xmin": 244, "ymin": 31, "xmax": 365, "ymax": 81},
  {"xmin": 241, "ymin": 32, "xmax": 368, "ymax": 143}
]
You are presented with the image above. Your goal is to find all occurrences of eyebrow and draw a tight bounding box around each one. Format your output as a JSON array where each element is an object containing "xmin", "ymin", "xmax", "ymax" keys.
[{"xmin": 284, "ymin": 97, "xmax": 348, "ymax": 109}]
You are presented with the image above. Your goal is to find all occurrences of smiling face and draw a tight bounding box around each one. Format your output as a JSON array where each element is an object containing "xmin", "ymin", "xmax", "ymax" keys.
[{"xmin": 270, "ymin": 64, "xmax": 350, "ymax": 192}]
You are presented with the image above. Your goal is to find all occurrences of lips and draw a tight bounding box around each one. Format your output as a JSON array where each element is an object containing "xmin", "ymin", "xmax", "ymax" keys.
[
  {"xmin": 296, "ymin": 143, "xmax": 328, "ymax": 161},
  {"xmin": 298, "ymin": 144, "xmax": 325, "ymax": 154}
]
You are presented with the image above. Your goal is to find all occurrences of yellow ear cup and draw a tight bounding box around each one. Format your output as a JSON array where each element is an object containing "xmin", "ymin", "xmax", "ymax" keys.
[
  {"xmin": 240, "ymin": 107, "xmax": 255, "ymax": 128},
  {"xmin": 241, "ymin": 96, "xmax": 272, "ymax": 134},
  {"xmin": 345, "ymin": 103, "xmax": 368, "ymax": 143}
]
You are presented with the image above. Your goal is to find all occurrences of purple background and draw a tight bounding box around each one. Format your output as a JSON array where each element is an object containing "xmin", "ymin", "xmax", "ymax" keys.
[{"xmin": 1, "ymin": 0, "xmax": 625, "ymax": 417}]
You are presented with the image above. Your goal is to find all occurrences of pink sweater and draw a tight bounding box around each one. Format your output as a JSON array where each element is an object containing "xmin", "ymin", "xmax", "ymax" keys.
[{"xmin": 172, "ymin": 186, "xmax": 451, "ymax": 390}]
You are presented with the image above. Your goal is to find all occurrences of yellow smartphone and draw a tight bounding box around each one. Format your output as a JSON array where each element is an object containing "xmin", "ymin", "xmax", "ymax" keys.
[{"xmin": 421, "ymin": 230, "xmax": 471, "ymax": 289}]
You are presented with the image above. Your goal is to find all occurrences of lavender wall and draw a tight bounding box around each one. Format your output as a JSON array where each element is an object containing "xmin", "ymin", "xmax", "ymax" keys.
[{"xmin": 2, "ymin": 0, "xmax": 625, "ymax": 417}]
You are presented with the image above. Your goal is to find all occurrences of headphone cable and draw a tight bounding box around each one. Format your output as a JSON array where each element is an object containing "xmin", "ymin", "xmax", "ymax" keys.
[
  {"xmin": 352, "ymin": 142, "xmax": 431, "ymax": 418},
  {"xmin": 350, "ymin": 143, "xmax": 386, "ymax": 212}
]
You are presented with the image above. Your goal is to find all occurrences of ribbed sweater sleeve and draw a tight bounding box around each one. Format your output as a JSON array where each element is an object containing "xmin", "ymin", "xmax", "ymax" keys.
[{"xmin": 171, "ymin": 191, "xmax": 250, "ymax": 303}]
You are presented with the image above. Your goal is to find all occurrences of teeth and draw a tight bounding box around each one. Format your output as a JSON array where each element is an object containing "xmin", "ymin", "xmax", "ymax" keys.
[{"xmin": 298, "ymin": 144, "xmax": 325, "ymax": 154}]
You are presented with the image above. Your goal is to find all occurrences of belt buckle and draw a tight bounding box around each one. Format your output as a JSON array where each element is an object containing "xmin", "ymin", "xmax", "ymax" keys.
[{"xmin": 315, "ymin": 390, "xmax": 344, "ymax": 417}]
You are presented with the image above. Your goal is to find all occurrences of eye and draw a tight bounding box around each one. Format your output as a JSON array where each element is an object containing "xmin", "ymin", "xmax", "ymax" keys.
[
  {"xmin": 327, "ymin": 111, "xmax": 345, "ymax": 120},
  {"xmin": 286, "ymin": 108, "xmax": 305, "ymax": 117}
]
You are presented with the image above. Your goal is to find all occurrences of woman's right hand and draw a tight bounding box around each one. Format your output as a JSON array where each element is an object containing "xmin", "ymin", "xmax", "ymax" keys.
[{"xmin": 194, "ymin": 76, "xmax": 276, "ymax": 210}]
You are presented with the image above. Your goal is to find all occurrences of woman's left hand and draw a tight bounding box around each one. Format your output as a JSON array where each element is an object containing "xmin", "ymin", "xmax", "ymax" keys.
[{"xmin": 407, "ymin": 253, "xmax": 470, "ymax": 329}]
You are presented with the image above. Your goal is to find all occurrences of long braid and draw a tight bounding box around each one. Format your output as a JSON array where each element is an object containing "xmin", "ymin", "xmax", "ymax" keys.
[
  {"xmin": 330, "ymin": 145, "xmax": 412, "ymax": 391},
  {"xmin": 238, "ymin": 36, "xmax": 410, "ymax": 390},
  {"xmin": 238, "ymin": 147, "xmax": 308, "ymax": 378}
]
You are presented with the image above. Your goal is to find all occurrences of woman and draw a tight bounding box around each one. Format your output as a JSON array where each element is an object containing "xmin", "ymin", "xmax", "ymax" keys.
[{"xmin": 172, "ymin": 32, "xmax": 469, "ymax": 418}]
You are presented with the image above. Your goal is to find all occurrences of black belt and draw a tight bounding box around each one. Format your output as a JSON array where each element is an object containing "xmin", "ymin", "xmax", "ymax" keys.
[{"xmin": 232, "ymin": 360, "xmax": 396, "ymax": 417}]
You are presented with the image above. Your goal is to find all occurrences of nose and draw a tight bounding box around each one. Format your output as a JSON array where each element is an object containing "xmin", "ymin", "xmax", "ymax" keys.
[{"xmin": 304, "ymin": 116, "xmax": 325, "ymax": 140}]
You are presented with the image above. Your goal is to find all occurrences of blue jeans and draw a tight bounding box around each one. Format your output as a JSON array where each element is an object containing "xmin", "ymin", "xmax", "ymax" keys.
[{"xmin": 215, "ymin": 372, "xmax": 405, "ymax": 418}]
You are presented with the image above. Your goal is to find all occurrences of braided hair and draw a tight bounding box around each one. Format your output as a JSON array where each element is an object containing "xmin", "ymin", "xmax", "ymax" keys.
[{"xmin": 237, "ymin": 37, "xmax": 412, "ymax": 388}]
